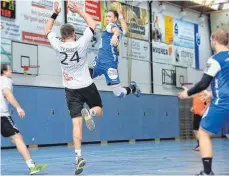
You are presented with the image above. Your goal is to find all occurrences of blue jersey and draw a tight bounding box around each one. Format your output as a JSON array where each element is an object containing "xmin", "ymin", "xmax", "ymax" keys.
[
  {"xmin": 97, "ymin": 23, "xmax": 123, "ymax": 65},
  {"xmin": 204, "ymin": 51, "xmax": 229, "ymax": 104}
]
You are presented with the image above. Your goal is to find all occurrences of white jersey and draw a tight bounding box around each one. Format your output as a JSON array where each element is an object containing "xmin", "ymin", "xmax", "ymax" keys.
[
  {"xmin": 0, "ymin": 76, "xmax": 13, "ymax": 116},
  {"xmin": 47, "ymin": 27, "xmax": 94, "ymax": 89}
]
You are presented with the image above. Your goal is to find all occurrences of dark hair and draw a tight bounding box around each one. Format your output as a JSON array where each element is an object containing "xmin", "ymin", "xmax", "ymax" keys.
[
  {"xmin": 211, "ymin": 29, "xmax": 229, "ymax": 46},
  {"xmin": 1, "ymin": 64, "xmax": 9, "ymax": 75},
  {"xmin": 108, "ymin": 10, "xmax": 119, "ymax": 19},
  {"xmin": 60, "ymin": 24, "xmax": 75, "ymax": 40}
]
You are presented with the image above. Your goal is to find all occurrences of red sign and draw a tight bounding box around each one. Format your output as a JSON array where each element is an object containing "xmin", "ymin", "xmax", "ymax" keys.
[
  {"xmin": 22, "ymin": 31, "xmax": 50, "ymax": 45},
  {"xmin": 85, "ymin": 0, "xmax": 101, "ymax": 22}
]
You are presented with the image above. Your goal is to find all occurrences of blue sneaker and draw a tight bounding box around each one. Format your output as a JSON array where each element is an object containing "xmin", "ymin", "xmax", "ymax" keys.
[{"xmin": 130, "ymin": 81, "xmax": 141, "ymax": 97}]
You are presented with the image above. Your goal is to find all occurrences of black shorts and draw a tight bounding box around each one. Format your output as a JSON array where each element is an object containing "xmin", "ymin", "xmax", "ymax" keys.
[
  {"xmin": 65, "ymin": 83, "xmax": 103, "ymax": 118},
  {"xmin": 193, "ymin": 114, "xmax": 202, "ymax": 130},
  {"xmin": 1, "ymin": 116, "xmax": 20, "ymax": 137}
]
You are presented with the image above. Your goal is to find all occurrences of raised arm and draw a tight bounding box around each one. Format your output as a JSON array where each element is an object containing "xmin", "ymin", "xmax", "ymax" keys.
[
  {"xmin": 44, "ymin": 1, "xmax": 61, "ymax": 35},
  {"xmin": 117, "ymin": 5, "xmax": 128, "ymax": 35}
]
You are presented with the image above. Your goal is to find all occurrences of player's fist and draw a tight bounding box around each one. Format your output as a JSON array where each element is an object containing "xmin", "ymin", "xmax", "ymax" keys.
[{"xmin": 110, "ymin": 35, "xmax": 119, "ymax": 46}]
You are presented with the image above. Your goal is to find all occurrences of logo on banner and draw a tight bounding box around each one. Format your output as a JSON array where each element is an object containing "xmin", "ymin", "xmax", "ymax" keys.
[
  {"xmin": 181, "ymin": 50, "xmax": 194, "ymax": 62},
  {"xmin": 174, "ymin": 23, "xmax": 178, "ymax": 35},
  {"xmin": 153, "ymin": 47, "xmax": 172, "ymax": 56},
  {"xmin": 144, "ymin": 44, "xmax": 148, "ymax": 51}
]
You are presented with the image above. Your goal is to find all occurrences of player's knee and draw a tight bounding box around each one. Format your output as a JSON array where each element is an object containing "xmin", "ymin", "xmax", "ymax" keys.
[
  {"xmin": 73, "ymin": 128, "xmax": 82, "ymax": 141},
  {"xmin": 112, "ymin": 85, "xmax": 126, "ymax": 98},
  {"xmin": 198, "ymin": 128, "xmax": 211, "ymax": 138},
  {"xmin": 97, "ymin": 107, "xmax": 103, "ymax": 116}
]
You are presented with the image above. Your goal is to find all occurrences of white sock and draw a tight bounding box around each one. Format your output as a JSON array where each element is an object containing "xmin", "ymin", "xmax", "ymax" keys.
[
  {"xmin": 89, "ymin": 109, "xmax": 97, "ymax": 116},
  {"xmin": 75, "ymin": 149, "xmax": 81, "ymax": 159},
  {"xmin": 26, "ymin": 159, "xmax": 35, "ymax": 168}
]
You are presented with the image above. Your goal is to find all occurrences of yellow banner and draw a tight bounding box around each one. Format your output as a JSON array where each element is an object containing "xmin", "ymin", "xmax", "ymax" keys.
[
  {"xmin": 164, "ymin": 16, "xmax": 173, "ymax": 44},
  {"xmin": 101, "ymin": 1, "xmax": 149, "ymax": 40}
]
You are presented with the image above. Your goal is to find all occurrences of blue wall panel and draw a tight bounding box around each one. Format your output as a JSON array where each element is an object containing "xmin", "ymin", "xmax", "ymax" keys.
[{"xmin": 1, "ymin": 86, "xmax": 180, "ymax": 147}]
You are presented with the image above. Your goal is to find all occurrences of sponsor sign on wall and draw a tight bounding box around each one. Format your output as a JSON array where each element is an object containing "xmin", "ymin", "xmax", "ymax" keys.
[
  {"xmin": 152, "ymin": 42, "xmax": 174, "ymax": 64},
  {"xmin": 66, "ymin": 0, "xmax": 101, "ymax": 33},
  {"xmin": 20, "ymin": 0, "xmax": 64, "ymax": 45},
  {"xmin": 121, "ymin": 37, "xmax": 149, "ymax": 61}
]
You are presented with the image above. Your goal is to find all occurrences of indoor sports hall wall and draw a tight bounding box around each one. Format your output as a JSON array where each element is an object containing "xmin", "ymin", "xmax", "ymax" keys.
[
  {"xmin": 1, "ymin": 1, "xmax": 213, "ymax": 95},
  {"xmin": 150, "ymin": 2, "xmax": 212, "ymax": 95},
  {"xmin": 210, "ymin": 11, "xmax": 229, "ymax": 41},
  {"xmin": 1, "ymin": 86, "xmax": 179, "ymax": 147}
]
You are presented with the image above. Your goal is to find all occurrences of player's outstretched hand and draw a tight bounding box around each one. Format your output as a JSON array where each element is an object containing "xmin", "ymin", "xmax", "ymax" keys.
[
  {"xmin": 178, "ymin": 86, "xmax": 189, "ymax": 99},
  {"xmin": 54, "ymin": 0, "xmax": 61, "ymax": 14},
  {"xmin": 68, "ymin": 1, "xmax": 82, "ymax": 14}
]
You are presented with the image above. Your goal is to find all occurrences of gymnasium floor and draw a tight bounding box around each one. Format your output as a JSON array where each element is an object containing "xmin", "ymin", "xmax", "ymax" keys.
[{"xmin": 1, "ymin": 138, "xmax": 229, "ymax": 175}]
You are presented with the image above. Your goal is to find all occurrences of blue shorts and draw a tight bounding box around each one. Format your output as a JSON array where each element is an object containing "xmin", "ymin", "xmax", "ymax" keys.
[
  {"xmin": 92, "ymin": 59, "xmax": 120, "ymax": 85},
  {"xmin": 223, "ymin": 122, "xmax": 229, "ymax": 135},
  {"xmin": 200, "ymin": 102, "xmax": 229, "ymax": 134}
]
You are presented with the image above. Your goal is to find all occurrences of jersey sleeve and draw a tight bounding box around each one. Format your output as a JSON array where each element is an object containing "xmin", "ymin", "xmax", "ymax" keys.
[
  {"xmin": 2, "ymin": 78, "xmax": 12, "ymax": 91},
  {"xmin": 77, "ymin": 27, "xmax": 94, "ymax": 50},
  {"xmin": 204, "ymin": 57, "xmax": 221, "ymax": 77},
  {"xmin": 106, "ymin": 23, "xmax": 118, "ymax": 33},
  {"xmin": 47, "ymin": 31, "xmax": 61, "ymax": 51}
]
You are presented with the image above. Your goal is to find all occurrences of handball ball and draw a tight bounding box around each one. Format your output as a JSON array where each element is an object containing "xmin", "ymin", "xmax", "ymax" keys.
[{"xmin": 110, "ymin": 2, "xmax": 122, "ymax": 11}]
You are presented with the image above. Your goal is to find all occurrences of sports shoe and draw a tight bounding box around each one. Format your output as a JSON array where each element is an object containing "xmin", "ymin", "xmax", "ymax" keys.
[
  {"xmin": 196, "ymin": 171, "xmax": 214, "ymax": 175},
  {"xmin": 81, "ymin": 108, "xmax": 95, "ymax": 131},
  {"xmin": 29, "ymin": 164, "xmax": 48, "ymax": 175},
  {"xmin": 130, "ymin": 81, "xmax": 141, "ymax": 97},
  {"xmin": 75, "ymin": 157, "xmax": 86, "ymax": 175}
]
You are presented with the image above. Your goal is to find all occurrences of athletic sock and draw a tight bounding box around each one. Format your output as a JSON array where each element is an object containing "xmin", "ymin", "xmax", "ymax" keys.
[
  {"xmin": 26, "ymin": 159, "xmax": 35, "ymax": 168},
  {"xmin": 202, "ymin": 157, "xmax": 212, "ymax": 174}
]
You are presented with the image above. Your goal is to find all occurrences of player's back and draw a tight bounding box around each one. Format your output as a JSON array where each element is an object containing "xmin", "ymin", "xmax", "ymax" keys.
[
  {"xmin": 47, "ymin": 27, "xmax": 94, "ymax": 89},
  {"xmin": 211, "ymin": 51, "xmax": 229, "ymax": 103},
  {"xmin": 58, "ymin": 40, "xmax": 92, "ymax": 89}
]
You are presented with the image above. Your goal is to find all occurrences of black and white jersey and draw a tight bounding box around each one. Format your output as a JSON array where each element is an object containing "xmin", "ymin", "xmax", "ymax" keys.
[{"xmin": 48, "ymin": 27, "xmax": 94, "ymax": 89}]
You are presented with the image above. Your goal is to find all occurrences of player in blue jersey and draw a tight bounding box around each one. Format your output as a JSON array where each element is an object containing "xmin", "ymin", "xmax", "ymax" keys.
[
  {"xmin": 89, "ymin": 5, "xmax": 141, "ymax": 98},
  {"xmin": 179, "ymin": 29, "xmax": 229, "ymax": 175}
]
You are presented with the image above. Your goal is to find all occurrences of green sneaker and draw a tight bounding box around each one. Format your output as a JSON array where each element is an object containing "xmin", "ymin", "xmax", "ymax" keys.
[
  {"xmin": 81, "ymin": 108, "xmax": 95, "ymax": 131},
  {"xmin": 29, "ymin": 164, "xmax": 48, "ymax": 175},
  {"xmin": 75, "ymin": 157, "xmax": 86, "ymax": 175}
]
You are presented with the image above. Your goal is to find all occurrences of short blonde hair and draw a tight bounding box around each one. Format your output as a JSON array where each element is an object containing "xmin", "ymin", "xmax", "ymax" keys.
[{"xmin": 211, "ymin": 29, "xmax": 228, "ymax": 46}]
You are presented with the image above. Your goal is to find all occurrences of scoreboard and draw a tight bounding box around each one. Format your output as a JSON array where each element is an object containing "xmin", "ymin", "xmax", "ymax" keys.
[{"xmin": 1, "ymin": 0, "xmax": 16, "ymax": 19}]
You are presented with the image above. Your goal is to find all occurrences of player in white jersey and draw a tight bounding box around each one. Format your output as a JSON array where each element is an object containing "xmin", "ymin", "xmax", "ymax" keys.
[
  {"xmin": 179, "ymin": 29, "xmax": 229, "ymax": 175},
  {"xmin": 1, "ymin": 64, "xmax": 47, "ymax": 175},
  {"xmin": 44, "ymin": 1, "xmax": 103, "ymax": 175}
]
